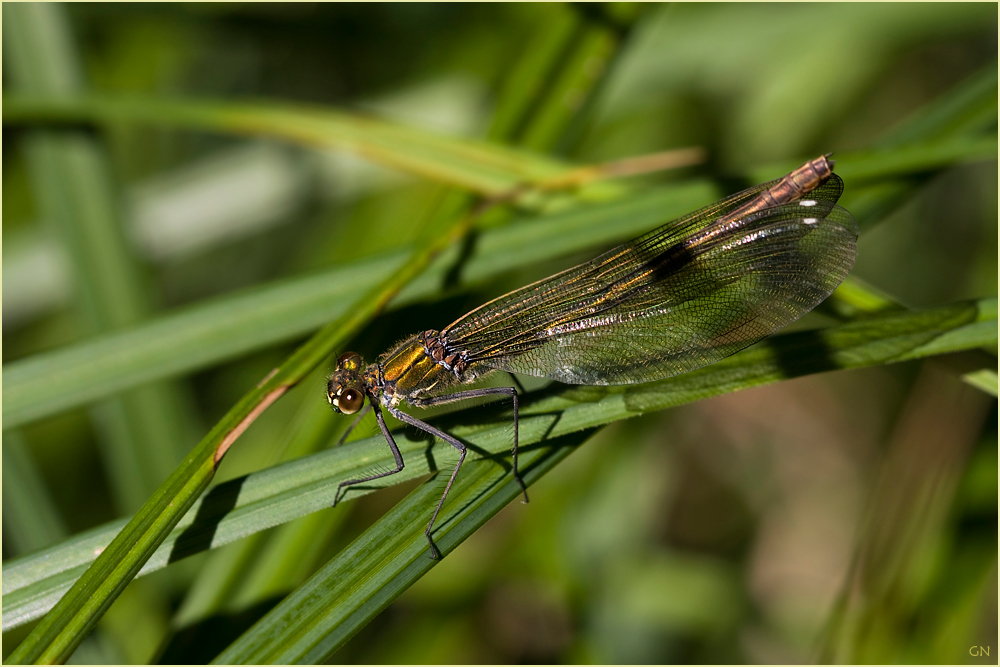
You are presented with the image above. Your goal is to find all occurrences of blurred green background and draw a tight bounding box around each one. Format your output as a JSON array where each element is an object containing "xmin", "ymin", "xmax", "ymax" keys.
[{"xmin": 3, "ymin": 3, "xmax": 997, "ymax": 664}]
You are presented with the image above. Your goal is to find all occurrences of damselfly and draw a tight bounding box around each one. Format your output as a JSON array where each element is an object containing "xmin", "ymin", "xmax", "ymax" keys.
[{"xmin": 328, "ymin": 155, "xmax": 857, "ymax": 558}]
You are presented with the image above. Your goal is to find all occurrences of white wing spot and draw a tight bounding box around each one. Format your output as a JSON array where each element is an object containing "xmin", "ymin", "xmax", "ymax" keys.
[
  {"xmin": 803, "ymin": 218, "xmax": 818, "ymax": 225},
  {"xmin": 799, "ymin": 200, "xmax": 818, "ymax": 207}
]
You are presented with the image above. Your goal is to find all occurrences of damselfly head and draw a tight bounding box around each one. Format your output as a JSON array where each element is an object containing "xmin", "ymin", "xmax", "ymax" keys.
[{"xmin": 327, "ymin": 351, "xmax": 366, "ymax": 414}]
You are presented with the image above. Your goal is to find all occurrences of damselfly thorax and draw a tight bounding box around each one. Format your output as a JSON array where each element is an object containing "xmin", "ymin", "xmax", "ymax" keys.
[
  {"xmin": 330, "ymin": 331, "xmax": 483, "ymax": 410},
  {"xmin": 327, "ymin": 154, "xmax": 857, "ymax": 559}
]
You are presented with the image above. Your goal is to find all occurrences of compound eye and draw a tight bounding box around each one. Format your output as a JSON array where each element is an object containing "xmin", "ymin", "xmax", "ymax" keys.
[
  {"xmin": 337, "ymin": 352, "xmax": 362, "ymax": 372},
  {"xmin": 336, "ymin": 387, "xmax": 364, "ymax": 414}
]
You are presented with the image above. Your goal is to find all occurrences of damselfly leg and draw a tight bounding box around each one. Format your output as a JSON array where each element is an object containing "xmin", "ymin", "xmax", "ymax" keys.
[
  {"xmin": 333, "ymin": 385, "xmax": 524, "ymax": 559},
  {"xmin": 333, "ymin": 402, "xmax": 404, "ymax": 506}
]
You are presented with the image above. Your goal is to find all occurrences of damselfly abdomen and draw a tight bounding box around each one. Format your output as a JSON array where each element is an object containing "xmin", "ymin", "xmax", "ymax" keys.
[{"xmin": 328, "ymin": 155, "xmax": 857, "ymax": 558}]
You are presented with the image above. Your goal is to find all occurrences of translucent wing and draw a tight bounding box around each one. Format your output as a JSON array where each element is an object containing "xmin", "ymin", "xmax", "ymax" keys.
[{"xmin": 443, "ymin": 174, "xmax": 857, "ymax": 385}]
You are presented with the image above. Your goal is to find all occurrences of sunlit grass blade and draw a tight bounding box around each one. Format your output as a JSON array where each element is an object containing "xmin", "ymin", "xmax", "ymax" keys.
[
  {"xmin": 961, "ymin": 368, "xmax": 999, "ymax": 395},
  {"xmin": 754, "ymin": 62, "xmax": 996, "ymax": 190},
  {"xmin": 2, "ymin": 94, "xmax": 575, "ymax": 197},
  {"xmin": 4, "ymin": 297, "xmax": 994, "ymax": 637}
]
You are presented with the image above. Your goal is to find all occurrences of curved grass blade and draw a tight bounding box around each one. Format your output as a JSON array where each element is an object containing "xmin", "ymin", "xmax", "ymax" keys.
[
  {"xmin": 4, "ymin": 54, "xmax": 995, "ymax": 433},
  {"xmin": 6, "ymin": 133, "xmax": 995, "ymax": 430},
  {"xmin": 2, "ymin": 95, "xmax": 572, "ymax": 197},
  {"xmin": 2, "ymin": 182, "xmax": 711, "ymax": 430},
  {"xmin": 215, "ymin": 296, "xmax": 997, "ymax": 663},
  {"xmin": 214, "ymin": 428, "xmax": 592, "ymax": 665},
  {"xmin": 163, "ymin": 10, "xmax": 646, "ymax": 637},
  {"xmin": 4, "ymin": 193, "xmax": 481, "ymax": 663},
  {"xmin": 3, "ymin": 297, "xmax": 994, "ymax": 637}
]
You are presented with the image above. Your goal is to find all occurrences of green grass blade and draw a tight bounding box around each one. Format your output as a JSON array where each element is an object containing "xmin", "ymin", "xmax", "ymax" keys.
[
  {"xmin": 4, "ymin": 297, "xmax": 994, "ymax": 636},
  {"xmin": 504, "ymin": 4, "xmax": 637, "ymax": 152},
  {"xmin": 4, "ymin": 6, "xmax": 189, "ymax": 660},
  {"xmin": 2, "ymin": 431, "xmax": 69, "ymax": 555},
  {"xmin": 751, "ymin": 133, "xmax": 996, "ymax": 186},
  {"xmin": 754, "ymin": 64, "xmax": 996, "ymax": 187},
  {"xmin": 213, "ymin": 429, "xmax": 592, "ymax": 665},
  {"xmin": 833, "ymin": 134, "xmax": 997, "ymax": 183},
  {"xmin": 877, "ymin": 60, "xmax": 997, "ymax": 147},
  {"xmin": 487, "ymin": 7, "xmax": 581, "ymax": 145},
  {"xmin": 164, "ymin": 14, "xmax": 642, "ymax": 642},
  {"xmin": 2, "ymin": 181, "xmax": 713, "ymax": 429},
  {"xmin": 3, "ymin": 441, "xmax": 217, "ymax": 662},
  {"xmin": 5, "ymin": 133, "xmax": 994, "ymax": 430},
  {"xmin": 2, "ymin": 94, "xmax": 575, "ymax": 197},
  {"xmin": 4, "ymin": 175, "xmax": 485, "ymax": 663},
  {"xmin": 962, "ymin": 368, "xmax": 999, "ymax": 395},
  {"xmin": 214, "ymin": 296, "xmax": 997, "ymax": 663},
  {"xmin": 166, "ymin": 373, "xmax": 352, "ymax": 634},
  {"xmin": 3, "ymin": 3, "xmax": 193, "ymax": 515}
]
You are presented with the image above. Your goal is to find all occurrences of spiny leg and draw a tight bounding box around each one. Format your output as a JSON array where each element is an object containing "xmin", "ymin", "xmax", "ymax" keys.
[
  {"xmin": 416, "ymin": 386, "xmax": 527, "ymax": 503},
  {"xmin": 388, "ymin": 407, "xmax": 466, "ymax": 559},
  {"xmin": 333, "ymin": 402, "xmax": 404, "ymax": 506}
]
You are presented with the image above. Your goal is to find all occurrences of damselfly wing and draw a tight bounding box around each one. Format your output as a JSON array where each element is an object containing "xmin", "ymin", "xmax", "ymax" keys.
[{"xmin": 328, "ymin": 155, "xmax": 858, "ymax": 558}]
